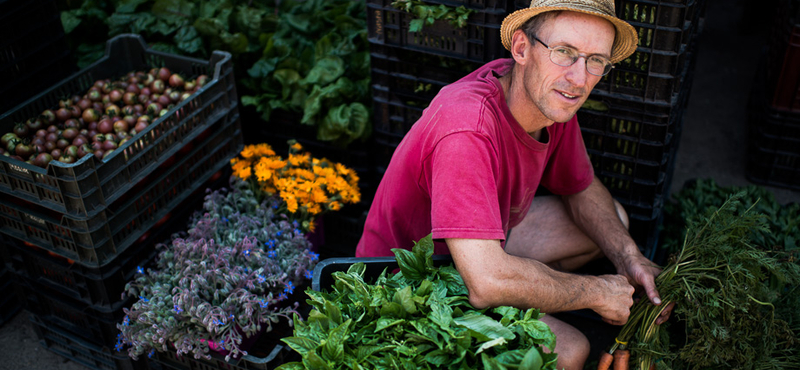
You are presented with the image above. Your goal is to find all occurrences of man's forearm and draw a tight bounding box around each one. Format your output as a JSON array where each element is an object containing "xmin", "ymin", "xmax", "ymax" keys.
[
  {"xmin": 561, "ymin": 176, "xmax": 640, "ymax": 269},
  {"xmin": 448, "ymin": 238, "xmax": 609, "ymax": 312}
]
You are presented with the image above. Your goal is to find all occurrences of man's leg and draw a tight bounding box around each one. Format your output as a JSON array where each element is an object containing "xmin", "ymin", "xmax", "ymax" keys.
[
  {"xmin": 504, "ymin": 195, "xmax": 629, "ymax": 271},
  {"xmin": 504, "ymin": 195, "xmax": 629, "ymax": 370},
  {"xmin": 540, "ymin": 315, "xmax": 591, "ymax": 370}
]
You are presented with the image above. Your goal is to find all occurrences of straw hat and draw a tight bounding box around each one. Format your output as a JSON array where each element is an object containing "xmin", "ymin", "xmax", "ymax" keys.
[{"xmin": 501, "ymin": 0, "xmax": 638, "ymax": 64}]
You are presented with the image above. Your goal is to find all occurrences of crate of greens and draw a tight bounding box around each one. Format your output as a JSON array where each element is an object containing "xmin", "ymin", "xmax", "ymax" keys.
[{"xmin": 0, "ymin": 34, "xmax": 237, "ymax": 218}]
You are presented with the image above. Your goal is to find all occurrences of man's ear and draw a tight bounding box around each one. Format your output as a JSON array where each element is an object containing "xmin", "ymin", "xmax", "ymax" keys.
[{"xmin": 510, "ymin": 29, "xmax": 531, "ymax": 64}]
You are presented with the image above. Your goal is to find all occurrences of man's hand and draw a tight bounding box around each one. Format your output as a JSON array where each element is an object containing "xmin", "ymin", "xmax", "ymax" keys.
[
  {"xmin": 616, "ymin": 252, "xmax": 674, "ymax": 324},
  {"xmin": 592, "ymin": 274, "xmax": 635, "ymax": 326}
]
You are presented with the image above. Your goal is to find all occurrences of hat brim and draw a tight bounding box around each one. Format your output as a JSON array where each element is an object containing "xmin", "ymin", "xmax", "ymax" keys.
[{"xmin": 501, "ymin": 7, "xmax": 638, "ymax": 64}]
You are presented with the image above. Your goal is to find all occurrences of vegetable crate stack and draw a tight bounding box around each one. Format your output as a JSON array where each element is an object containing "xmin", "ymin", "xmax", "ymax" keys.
[
  {"xmin": 0, "ymin": 236, "xmax": 23, "ymax": 327},
  {"xmin": 0, "ymin": 34, "xmax": 243, "ymax": 369},
  {"xmin": 746, "ymin": 0, "xmax": 800, "ymax": 190},
  {"xmin": 367, "ymin": 0, "xmax": 707, "ymax": 260},
  {"xmin": 0, "ymin": 0, "xmax": 77, "ymax": 114}
]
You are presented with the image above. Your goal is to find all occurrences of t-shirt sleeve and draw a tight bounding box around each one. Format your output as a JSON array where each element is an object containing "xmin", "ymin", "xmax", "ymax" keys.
[
  {"xmin": 541, "ymin": 119, "xmax": 595, "ymax": 195},
  {"xmin": 428, "ymin": 132, "xmax": 507, "ymax": 241}
]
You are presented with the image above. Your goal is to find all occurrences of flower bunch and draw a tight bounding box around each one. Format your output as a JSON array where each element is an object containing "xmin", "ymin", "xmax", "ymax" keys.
[
  {"xmin": 116, "ymin": 178, "xmax": 319, "ymax": 361},
  {"xmin": 230, "ymin": 140, "xmax": 360, "ymax": 232}
]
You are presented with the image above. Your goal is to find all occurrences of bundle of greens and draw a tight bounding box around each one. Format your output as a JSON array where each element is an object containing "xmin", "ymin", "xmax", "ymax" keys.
[
  {"xmin": 606, "ymin": 193, "xmax": 800, "ymax": 370},
  {"xmin": 277, "ymin": 235, "xmax": 559, "ymax": 370}
]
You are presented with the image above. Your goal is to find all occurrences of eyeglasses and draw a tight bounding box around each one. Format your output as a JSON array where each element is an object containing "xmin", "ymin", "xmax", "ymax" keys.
[{"xmin": 529, "ymin": 35, "xmax": 614, "ymax": 77}]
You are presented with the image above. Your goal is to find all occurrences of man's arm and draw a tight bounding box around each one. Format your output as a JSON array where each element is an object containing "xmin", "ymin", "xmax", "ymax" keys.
[
  {"xmin": 561, "ymin": 176, "xmax": 664, "ymax": 306},
  {"xmin": 446, "ymin": 238, "xmax": 635, "ymax": 325}
]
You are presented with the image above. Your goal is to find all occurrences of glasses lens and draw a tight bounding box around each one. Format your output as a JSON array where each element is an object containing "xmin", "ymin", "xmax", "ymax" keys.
[
  {"xmin": 549, "ymin": 46, "xmax": 578, "ymax": 67},
  {"xmin": 586, "ymin": 56, "xmax": 612, "ymax": 76}
]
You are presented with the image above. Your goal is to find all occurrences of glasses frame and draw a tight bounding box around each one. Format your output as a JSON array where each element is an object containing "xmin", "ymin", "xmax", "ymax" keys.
[{"xmin": 528, "ymin": 35, "xmax": 614, "ymax": 77}]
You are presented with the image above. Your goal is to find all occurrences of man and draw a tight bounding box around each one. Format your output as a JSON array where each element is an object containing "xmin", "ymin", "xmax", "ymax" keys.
[{"xmin": 357, "ymin": 0, "xmax": 672, "ymax": 368}]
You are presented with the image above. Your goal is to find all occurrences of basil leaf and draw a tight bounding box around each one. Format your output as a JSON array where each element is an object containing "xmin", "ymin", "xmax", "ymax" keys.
[
  {"xmin": 453, "ymin": 312, "xmax": 515, "ymax": 342},
  {"xmin": 520, "ymin": 346, "xmax": 544, "ymax": 370},
  {"xmin": 282, "ymin": 337, "xmax": 319, "ymax": 357}
]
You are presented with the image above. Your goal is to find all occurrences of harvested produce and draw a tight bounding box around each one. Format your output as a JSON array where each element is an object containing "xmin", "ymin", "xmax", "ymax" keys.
[
  {"xmin": 278, "ymin": 235, "xmax": 560, "ymax": 370},
  {"xmin": 604, "ymin": 193, "xmax": 800, "ymax": 370},
  {"xmin": 1, "ymin": 68, "xmax": 208, "ymax": 168}
]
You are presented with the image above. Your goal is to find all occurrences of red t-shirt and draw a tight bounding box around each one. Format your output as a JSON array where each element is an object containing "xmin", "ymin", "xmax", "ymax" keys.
[{"xmin": 356, "ymin": 59, "xmax": 594, "ymax": 257}]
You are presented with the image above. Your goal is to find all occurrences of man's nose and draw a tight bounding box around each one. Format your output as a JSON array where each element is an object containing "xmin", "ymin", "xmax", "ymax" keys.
[{"xmin": 565, "ymin": 57, "xmax": 588, "ymax": 88}]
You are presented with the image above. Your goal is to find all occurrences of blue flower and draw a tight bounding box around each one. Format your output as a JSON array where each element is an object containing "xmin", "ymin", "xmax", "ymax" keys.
[
  {"xmin": 137, "ymin": 266, "xmax": 144, "ymax": 274},
  {"xmin": 115, "ymin": 334, "xmax": 124, "ymax": 352},
  {"xmin": 304, "ymin": 270, "xmax": 313, "ymax": 279},
  {"xmin": 259, "ymin": 299, "xmax": 269, "ymax": 308},
  {"xmin": 174, "ymin": 305, "xmax": 183, "ymax": 314},
  {"xmin": 278, "ymin": 293, "xmax": 288, "ymax": 301},
  {"xmin": 257, "ymin": 274, "xmax": 266, "ymax": 284},
  {"xmin": 292, "ymin": 220, "xmax": 299, "ymax": 227},
  {"xmin": 294, "ymin": 228, "xmax": 302, "ymax": 235},
  {"xmin": 276, "ymin": 231, "xmax": 282, "ymax": 237},
  {"xmin": 284, "ymin": 281, "xmax": 295, "ymax": 294},
  {"xmin": 222, "ymin": 217, "xmax": 229, "ymax": 222},
  {"xmin": 268, "ymin": 250, "xmax": 276, "ymax": 258},
  {"xmin": 139, "ymin": 296, "xmax": 149, "ymax": 302},
  {"xmin": 309, "ymin": 252, "xmax": 319, "ymax": 262},
  {"xmin": 123, "ymin": 316, "xmax": 130, "ymax": 326},
  {"xmin": 148, "ymin": 349, "xmax": 155, "ymax": 358},
  {"xmin": 265, "ymin": 239, "xmax": 276, "ymax": 248},
  {"xmin": 243, "ymin": 249, "xmax": 250, "ymax": 256}
]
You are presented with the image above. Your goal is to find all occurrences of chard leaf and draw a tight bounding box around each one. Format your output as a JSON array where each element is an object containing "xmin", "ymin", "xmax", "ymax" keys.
[
  {"xmin": 302, "ymin": 56, "xmax": 345, "ymax": 86},
  {"xmin": 281, "ymin": 337, "xmax": 319, "ymax": 356},
  {"xmin": 453, "ymin": 312, "xmax": 515, "ymax": 342}
]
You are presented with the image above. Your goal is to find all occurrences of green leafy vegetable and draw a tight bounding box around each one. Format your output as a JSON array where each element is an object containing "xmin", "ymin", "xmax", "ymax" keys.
[
  {"xmin": 614, "ymin": 192, "xmax": 800, "ymax": 370},
  {"xmin": 278, "ymin": 235, "xmax": 559, "ymax": 369}
]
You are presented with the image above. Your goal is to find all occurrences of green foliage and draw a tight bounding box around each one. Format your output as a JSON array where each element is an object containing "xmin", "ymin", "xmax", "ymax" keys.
[
  {"xmin": 391, "ymin": 0, "xmax": 474, "ymax": 32},
  {"xmin": 623, "ymin": 190, "xmax": 800, "ymax": 370},
  {"xmin": 277, "ymin": 235, "xmax": 559, "ymax": 370},
  {"xmin": 662, "ymin": 178, "xmax": 800, "ymax": 257}
]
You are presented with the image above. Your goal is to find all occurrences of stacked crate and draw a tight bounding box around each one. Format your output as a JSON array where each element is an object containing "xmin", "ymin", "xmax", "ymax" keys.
[
  {"xmin": 367, "ymin": 0, "xmax": 707, "ymax": 259},
  {"xmin": 578, "ymin": 0, "xmax": 706, "ymax": 259},
  {"xmin": 0, "ymin": 34, "xmax": 243, "ymax": 369},
  {"xmin": 746, "ymin": 0, "xmax": 800, "ymax": 190}
]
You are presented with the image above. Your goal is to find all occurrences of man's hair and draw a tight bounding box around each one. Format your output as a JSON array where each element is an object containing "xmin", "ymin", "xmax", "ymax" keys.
[{"xmin": 519, "ymin": 10, "xmax": 563, "ymax": 41}]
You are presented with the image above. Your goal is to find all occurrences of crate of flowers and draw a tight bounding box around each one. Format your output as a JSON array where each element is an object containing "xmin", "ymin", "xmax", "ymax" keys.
[{"xmin": 118, "ymin": 142, "xmax": 363, "ymax": 368}]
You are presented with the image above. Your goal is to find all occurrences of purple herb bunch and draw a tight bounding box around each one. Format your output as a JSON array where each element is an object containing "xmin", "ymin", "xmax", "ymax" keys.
[{"xmin": 117, "ymin": 177, "xmax": 319, "ymax": 361}]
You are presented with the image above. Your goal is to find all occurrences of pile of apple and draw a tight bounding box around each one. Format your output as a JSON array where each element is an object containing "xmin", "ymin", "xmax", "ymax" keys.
[{"xmin": 1, "ymin": 67, "xmax": 208, "ymax": 168}]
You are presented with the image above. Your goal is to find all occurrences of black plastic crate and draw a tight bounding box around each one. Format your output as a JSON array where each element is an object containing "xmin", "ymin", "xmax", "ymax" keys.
[
  {"xmin": 746, "ymin": 96, "xmax": 800, "ymax": 191},
  {"xmin": 312, "ymin": 254, "xmax": 454, "ymax": 292},
  {"xmin": 29, "ymin": 314, "xmax": 151, "ymax": 370},
  {"xmin": 0, "ymin": 0, "xmax": 76, "ymax": 113},
  {"xmin": 18, "ymin": 274, "xmax": 134, "ymax": 349},
  {"xmin": 370, "ymin": 44, "xmax": 481, "ymax": 100},
  {"xmin": 0, "ymin": 111, "xmax": 242, "ymax": 267},
  {"xmin": 0, "ymin": 184, "xmax": 204, "ymax": 308},
  {"xmin": 0, "ymin": 267, "xmax": 22, "ymax": 326},
  {"xmin": 317, "ymin": 203, "xmax": 370, "ymax": 259},
  {"xmin": 0, "ymin": 34, "xmax": 237, "ymax": 218},
  {"xmin": 368, "ymin": 0, "xmax": 509, "ymax": 63}
]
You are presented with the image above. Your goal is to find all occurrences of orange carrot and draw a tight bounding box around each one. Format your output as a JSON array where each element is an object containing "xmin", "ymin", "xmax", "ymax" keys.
[
  {"xmin": 597, "ymin": 352, "xmax": 614, "ymax": 370},
  {"xmin": 613, "ymin": 349, "xmax": 630, "ymax": 370}
]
